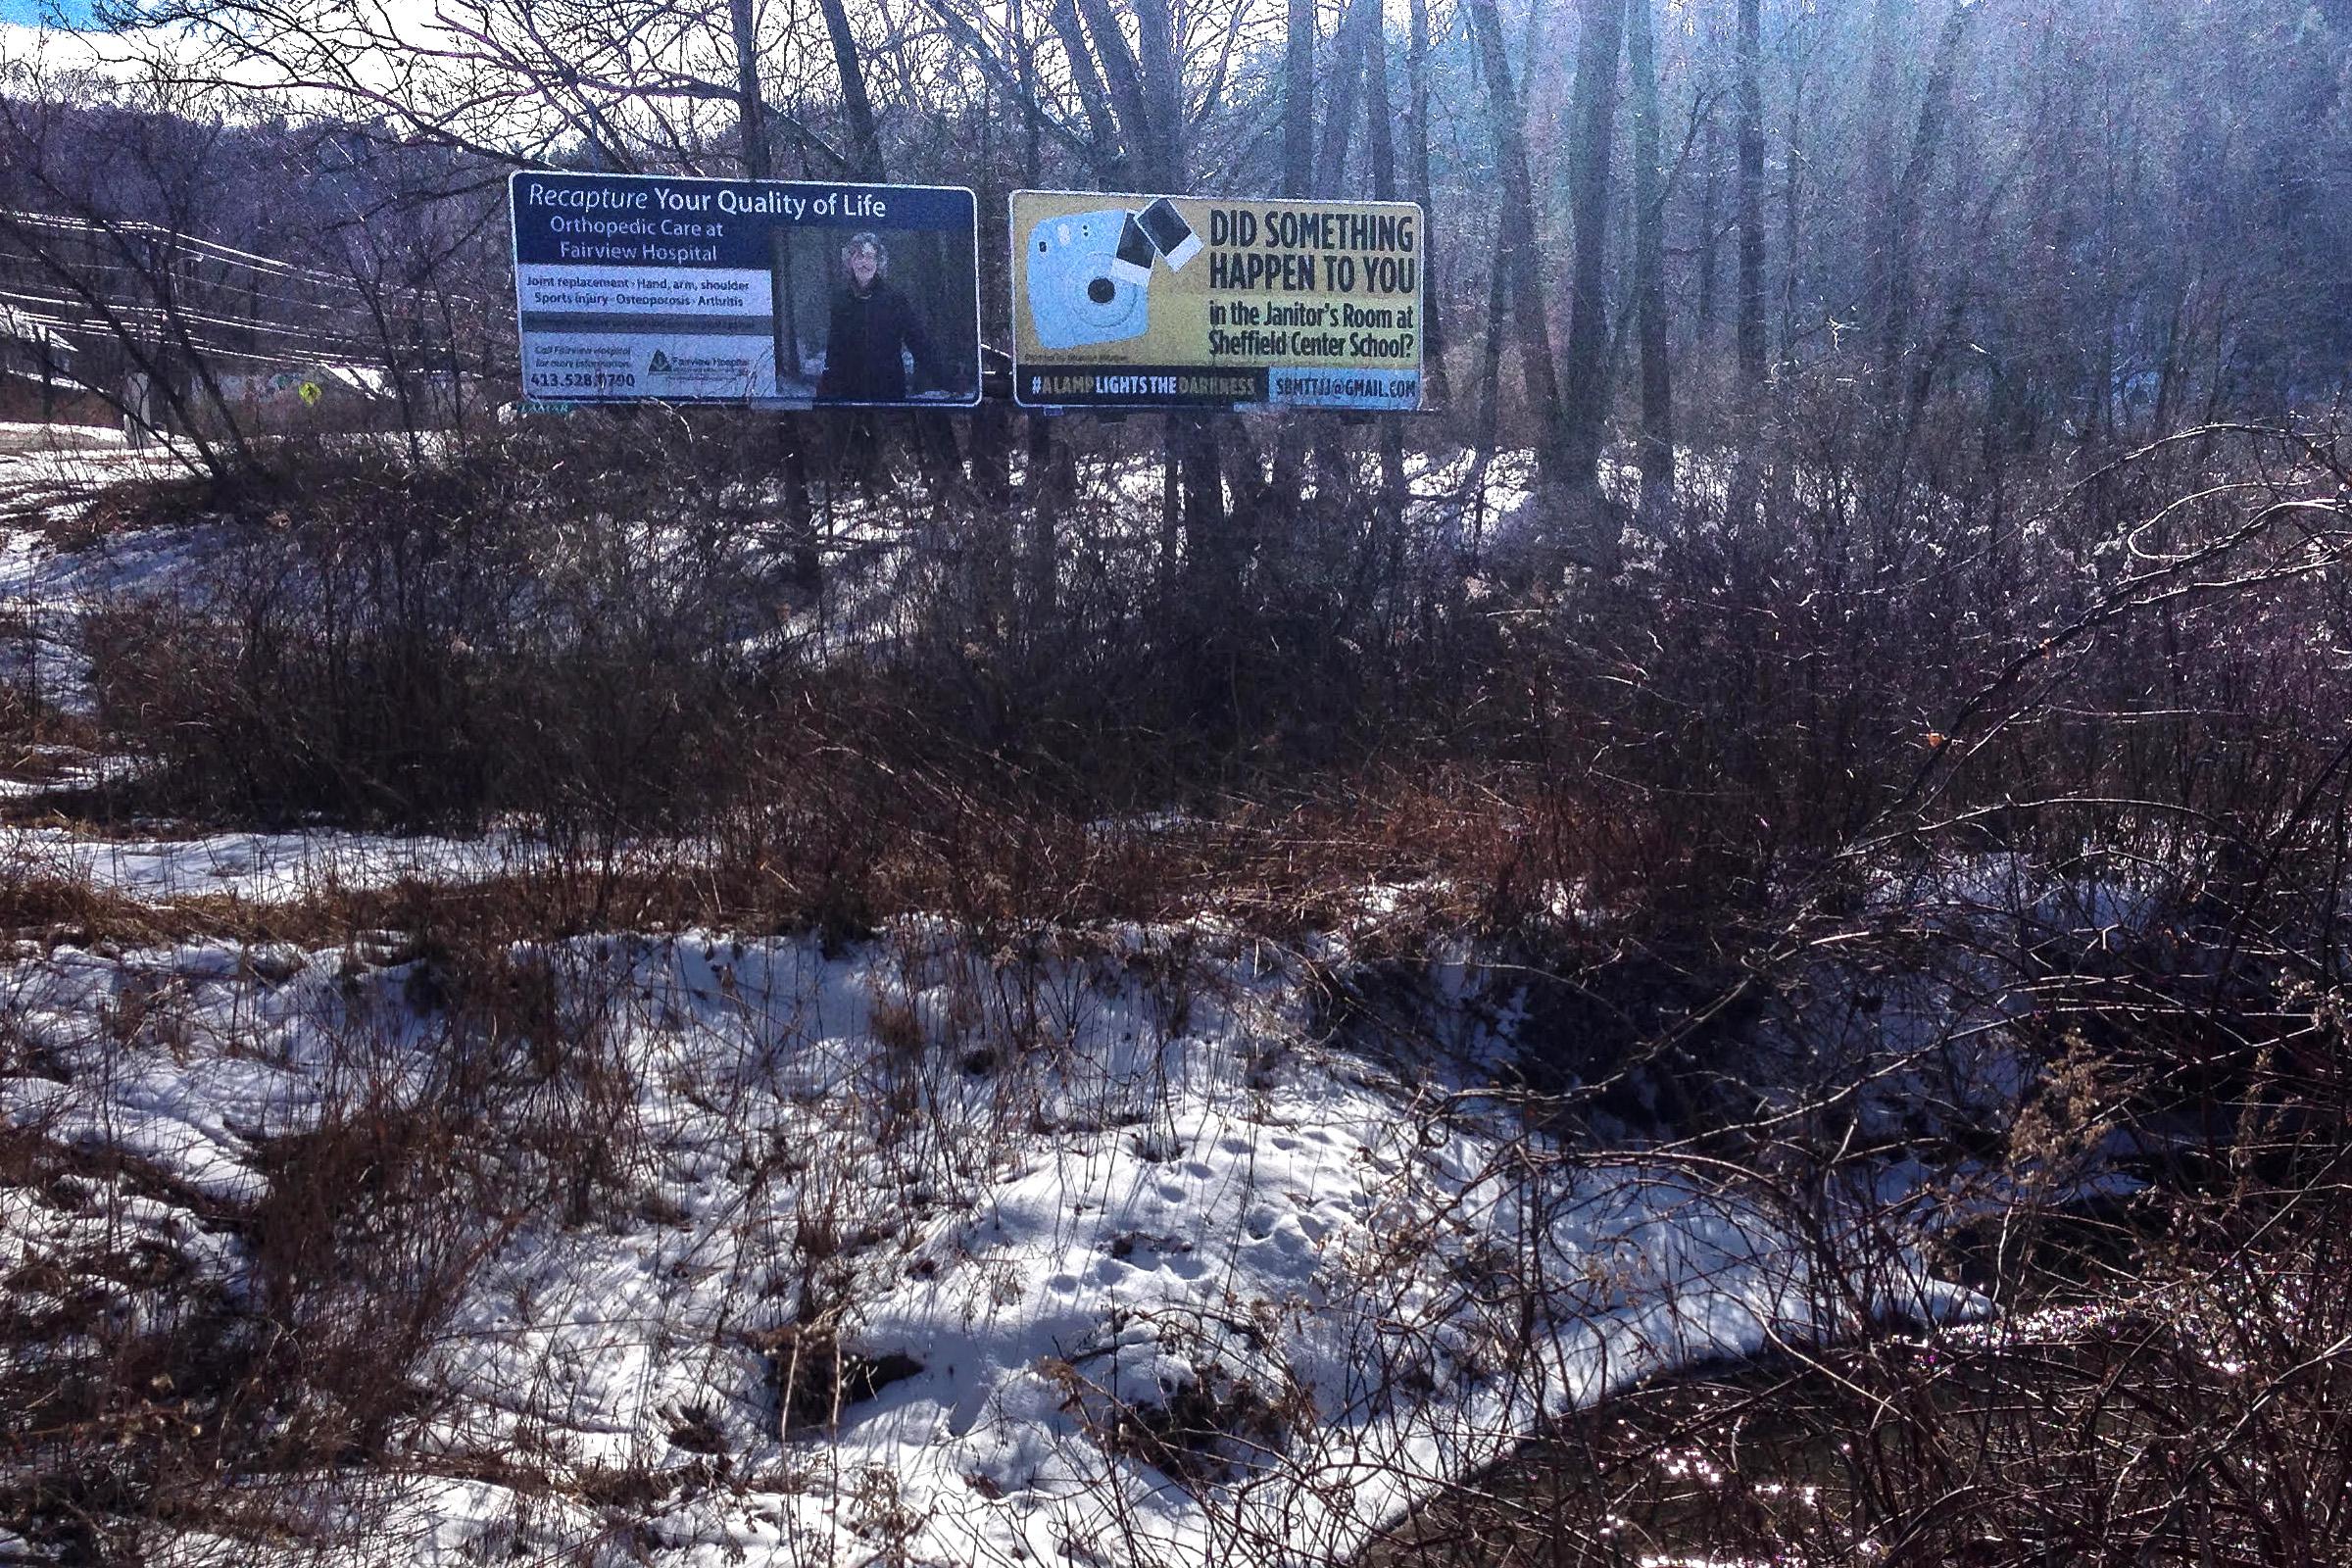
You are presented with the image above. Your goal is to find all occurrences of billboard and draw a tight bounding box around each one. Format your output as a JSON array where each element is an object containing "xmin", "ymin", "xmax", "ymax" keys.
[
  {"xmin": 510, "ymin": 172, "xmax": 981, "ymax": 409},
  {"xmin": 1010, "ymin": 190, "xmax": 1423, "ymax": 412}
]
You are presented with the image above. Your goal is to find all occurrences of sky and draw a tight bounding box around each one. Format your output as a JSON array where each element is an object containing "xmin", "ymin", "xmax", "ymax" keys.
[{"xmin": 0, "ymin": 0, "xmax": 98, "ymax": 25}]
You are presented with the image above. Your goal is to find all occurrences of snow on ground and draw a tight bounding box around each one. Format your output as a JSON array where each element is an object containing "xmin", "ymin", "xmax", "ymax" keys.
[
  {"xmin": 0, "ymin": 434, "xmax": 193, "ymax": 514},
  {"xmin": 1, "ymin": 822, "xmax": 541, "ymax": 902},
  {"xmin": 0, "ymin": 420, "xmax": 128, "ymax": 456},
  {"xmin": 0, "ymin": 449, "xmax": 1989, "ymax": 1563},
  {"xmin": 0, "ymin": 517, "xmax": 225, "ymax": 611},
  {"xmin": 0, "ymin": 504, "xmax": 229, "ymax": 719},
  {"xmin": 0, "ymin": 913, "xmax": 1974, "ymax": 1567}
]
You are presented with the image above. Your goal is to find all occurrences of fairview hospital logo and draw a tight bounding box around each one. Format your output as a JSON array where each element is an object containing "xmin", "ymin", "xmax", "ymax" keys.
[{"xmin": 647, "ymin": 349, "xmax": 674, "ymax": 373}]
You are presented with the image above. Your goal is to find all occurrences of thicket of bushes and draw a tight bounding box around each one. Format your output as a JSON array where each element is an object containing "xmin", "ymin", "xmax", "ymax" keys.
[
  {"xmin": 58, "ymin": 414, "xmax": 2349, "ymax": 955},
  {"xmin": 9, "ymin": 409, "xmax": 2351, "ymax": 1563},
  {"xmin": 44, "ymin": 411, "xmax": 2350, "ymax": 1163}
]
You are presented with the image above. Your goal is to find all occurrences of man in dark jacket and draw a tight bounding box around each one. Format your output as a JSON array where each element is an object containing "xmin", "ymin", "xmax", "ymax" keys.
[{"xmin": 815, "ymin": 233, "xmax": 941, "ymax": 402}]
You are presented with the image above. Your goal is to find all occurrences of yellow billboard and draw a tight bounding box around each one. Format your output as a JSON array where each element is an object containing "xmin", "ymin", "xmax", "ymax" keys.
[{"xmin": 1010, "ymin": 190, "xmax": 1424, "ymax": 411}]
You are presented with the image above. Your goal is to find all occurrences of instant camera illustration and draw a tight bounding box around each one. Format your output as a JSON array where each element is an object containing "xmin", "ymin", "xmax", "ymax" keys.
[{"xmin": 1023, "ymin": 196, "xmax": 1202, "ymax": 351}]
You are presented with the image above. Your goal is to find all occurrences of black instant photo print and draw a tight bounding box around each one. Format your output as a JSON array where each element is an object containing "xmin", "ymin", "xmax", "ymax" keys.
[{"xmin": 1136, "ymin": 197, "xmax": 1202, "ymax": 270}]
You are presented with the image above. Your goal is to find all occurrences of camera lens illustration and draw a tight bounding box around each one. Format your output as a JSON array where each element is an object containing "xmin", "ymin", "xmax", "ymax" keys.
[{"xmin": 1026, "ymin": 208, "xmax": 1152, "ymax": 351}]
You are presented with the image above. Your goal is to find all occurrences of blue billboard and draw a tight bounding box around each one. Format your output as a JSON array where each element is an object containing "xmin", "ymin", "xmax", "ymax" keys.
[{"xmin": 510, "ymin": 172, "xmax": 981, "ymax": 409}]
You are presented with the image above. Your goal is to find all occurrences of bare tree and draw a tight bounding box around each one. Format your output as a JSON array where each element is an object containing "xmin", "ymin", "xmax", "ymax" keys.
[
  {"xmin": 1558, "ymin": 0, "xmax": 1626, "ymax": 531},
  {"xmin": 1735, "ymin": 0, "xmax": 1765, "ymax": 401},
  {"xmin": 1627, "ymin": 0, "xmax": 1672, "ymax": 513},
  {"xmin": 1466, "ymin": 0, "xmax": 1566, "ymax": 475},
  {"xmin": 1405, "ymin": 0, "xmax": 1451, "ymax": 411}
]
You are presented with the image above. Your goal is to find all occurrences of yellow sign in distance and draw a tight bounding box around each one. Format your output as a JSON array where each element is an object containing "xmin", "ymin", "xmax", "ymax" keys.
[
  {"xmin": 1010, "ymin": 189, "xmax": 1423, "ymax": 412},
  {"xmin": 298, "ymin": 381, "xmax": 322, "ymax": 407}
]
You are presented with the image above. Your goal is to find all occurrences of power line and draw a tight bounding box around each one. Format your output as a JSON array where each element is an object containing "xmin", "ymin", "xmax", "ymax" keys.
[{"xmin": 0, "ymin": 210, "xmax": 481, "ymax": 383}]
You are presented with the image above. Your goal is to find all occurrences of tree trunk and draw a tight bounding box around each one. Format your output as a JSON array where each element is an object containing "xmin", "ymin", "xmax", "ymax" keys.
[
  {"xmin": 1284, "ymin": 0, "xmax": 1316, "ymax": 198},
  {"xmin": 729, "ymin": 0, "xmax": 800, "ymax": 385},
  {"xmin": 1010, "ymin": 0, "xmax": 1062, "ymax": 615},
  {"xmin": 1696, "ymin": 106, "xmax": 1722, "ymax": 338},
  {"xmin": 1047, "ymin": 0, "xmax": 1123, "ymax": 168},
  {"xmin": 1364, "ymin": 5, "xmax": 1410, "ymax": 589},
  {"xmin": 1860, "ymin": 0, "xmax": 1907, "ymax": 368},
  {"xmin": 1780, "ymin": 74, "xmax": 1803, "ymax": 365},
  {"xmin": 1074, "ymin": 0, "xmax": 1226, "ymax": 630},
  {"xmin": 1406, "ymin": 0, "xmax": 1451, "ymax": 408},
  {"xmin": 1558, "ymin": 0, "xmax": 1626, "ymax": 491},
  {"xmin": 1476, "ymin": 236, "xmax": 1508, "ymax": 460},
  {"xmin": 1736, "ymin": 0, "xmax": 1766, "ymax": 398},
  {"xmin": 1878, "ymin": 1, "xmax": 1973, "ymax": 397},
  {"xmin": 1271, "ymin": 0, "xmax": 1316, "ymax": 503},
  {"xmin": 1132, "ymin": 0, "xmax": 1184, "ymax": 188},
  {"xmin": 1627, "ymin": 0, "xmax": 1672, "ymax": 514},
  {"xmin": 1074, "ymin": 0, "xmax": 1167, "ymax": 183},
  {"xmin": 728, "ymin": 0, "xmax": 767, "ymax": 177},
  {"xmin": 1466, "ymin": 0, "xmax": 1566, "ymax": 471},
  {"xmin": 1316, "ymin": 0, "xmax": 1376, "ymax": 193},
  {"xmin": 730, "ymin": 0, "xmax": 816, "ymax": 586},
  {"xmin": 815, "ymin": 0, "xmax": 884, "ymax": 179}
]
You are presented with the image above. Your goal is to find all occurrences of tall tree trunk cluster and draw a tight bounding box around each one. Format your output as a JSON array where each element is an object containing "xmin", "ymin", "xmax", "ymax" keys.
[
  {"xmin": 1444, "ymin": 0, "xmax": 1680, "ymax": 545},
  {"xmin": 700, "ymin": 0, "xmax": 2348, "ymax": 566}
]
